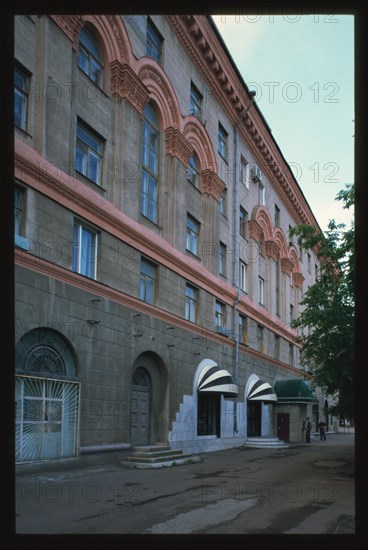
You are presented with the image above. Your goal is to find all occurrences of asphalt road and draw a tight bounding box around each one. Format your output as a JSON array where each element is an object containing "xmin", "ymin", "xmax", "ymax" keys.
[{"xmin": 15, "ymin": 433, "xmax": 355, "ymax": 535}]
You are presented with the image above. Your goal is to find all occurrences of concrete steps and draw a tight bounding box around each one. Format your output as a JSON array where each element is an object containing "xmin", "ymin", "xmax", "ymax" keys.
[
  {"xmin": 120, "ymin": 443, "xmax": 202, "ymax": 469},
  {"xmin": 244, "ymin": 437, "xmax": 289, "ymax": 449}
]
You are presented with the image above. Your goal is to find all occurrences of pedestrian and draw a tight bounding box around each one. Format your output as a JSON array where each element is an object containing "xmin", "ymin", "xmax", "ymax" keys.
[
  {"xmin": 318, "ymin": 420, "xmax": 327, "ymax": 441},
  {"xmin": 305, "ymin": 417, "xmax": 311, "ymax": 443}
]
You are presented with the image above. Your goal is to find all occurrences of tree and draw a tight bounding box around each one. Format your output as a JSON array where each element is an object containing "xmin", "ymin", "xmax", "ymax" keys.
[{"xmin": 290, "ymin": 183, "xmax": 354, "ymax": 420}]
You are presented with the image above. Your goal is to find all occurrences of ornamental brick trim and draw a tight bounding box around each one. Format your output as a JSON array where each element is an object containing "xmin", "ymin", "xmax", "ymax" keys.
[
  {"xmin": 201, "ymin": 169, "xmax": 225, "ymax": 201},
  {"xmin": 110, "ymin": 61, "xmax": 149, "ymax": 116},
  {"xmin": 281, "ymin": 257, "xmax": 294, "ymax": 275},
  {"xmin": 292, "ymin": 272, "xmax": 305, "ymax": 288},
  {"xmin": 263, "ymin": 240, "xmax": 279, "ymax": 260},
  {"xmin": 248, "ymin": 219, "xmax": 263, "ymax": 242},
  {"xmin": 49, "ymin": 15, "xmax": 84, "ymax": 50},
  {"xmin": 165, "ymin": 127, "xmax": 194, "ymax": 165}
]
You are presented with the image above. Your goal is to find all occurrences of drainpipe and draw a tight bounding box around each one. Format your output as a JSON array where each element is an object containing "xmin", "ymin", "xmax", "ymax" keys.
[{"xmin": 232, "ymin": 92, "xmax": 256, "ymax": 434}]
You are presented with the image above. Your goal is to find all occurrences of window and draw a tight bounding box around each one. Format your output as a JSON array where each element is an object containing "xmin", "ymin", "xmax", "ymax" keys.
[
  {"xmin": 240, "ymin": 261, "xmax": 247, "ymax": 292},
  {"xmin": 14, "ymin": 65, "xmax": 29, "ymax": 130},
  {"xmin": 288, "ymin": 225, "xmax": 294, "ymax": 246},
  {"xmin": 77, "ymin": 27, "xmax": 104, "ymax": 87},
  {"xmin": 141, "ymin": 104, "xmax": 159, "ymax": 223},
  {"xmin": 186, "ymin": 214, "xmax": 200, "ymax": 255},
  {"xmin": 72, "ymin": 220, "xmax": 98, "ymax": 279},
  {"xmin": 290, "ymin": 304, "xmax": 294, "ymax": 321},
  {"xmin": 218, "ymin": 123, "xmax": 227, "ymax": 160},
  {"xmin": 307, "ymin": 252, "xmax": 311, "ymax": 273},
  {"xmin": 289, "ymin": 343, "xmax": 294, "ymax": 366},
  {"xmin": 257, "ymin": 325, "xmax": 264, "ymax": 353},
  {"xmin": 139, "ymin": 258, "xmax": 156, "ymax": 304},
  {"xmin": 187, "ymin": 155, "xmax": 200, "ymax": 188},
  {"xmin": 215, "ymin": 301, "xmax": 225, "ymax": 328},
  {"xmin": 219, "ymin": 242, "xmax": 226, "ymax": 276},
  {"xmin": 75, "ymin": 120, "xmax": 103, "ymax": 185},
  {"xmin": 185, "ymin": 284, "xmax": 197, "ymax": 323},
  {"xmin": 258, "ymin": 183, "xmax": 265, "ymax": 206},
  {"xmin": 146, "ymin": 18, "xmax": 163, "ymax": 64},
  {"xmin": 14, "ymin": 186, "xmax": 30, "ymax": 250},
  {"xmin": 239, "ymin": 314, "xmax": 248, "ymax": 345},
  {"xmin": 240, "ymin": 156, "xmax": 248, "ymax": 188},
  {"xmin": 258, "ymin": 276, "xmax": 265, "ymax": 305},
  {"xmin": 274, "ymin": 334, "xmax": 280, "ymax": 360},
  {"xmin": 190, "ymin": 82, "xmax": 202, "ymax": 117},
  {"xmin": 299, "ymin": 247, "xmax": 303, "ymax": 262},
  {"xmin": 14, "ymin": 187, "xmax": 24, "ymax": 236},
  {"xmin": 275, "ymin": 260, "xmax": 280, "ymax": 316},
  {"xmin": 219, "ymin": 189, "xmax": 227, "ymax": 216},
  {"xmin": 274, "ymin": 204, "xmax": 280, "ymax": 227},
  {"xmin": 239, "ymin": 207, "xmax": 248, "ymax": 239},
  {"xmin": 315, "ymin": 263, "xmax": 319, "ymax": 280}
]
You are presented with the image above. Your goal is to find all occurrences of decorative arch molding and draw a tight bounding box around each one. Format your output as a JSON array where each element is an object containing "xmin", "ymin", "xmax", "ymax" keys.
[
  {"xmin": 182, "ymin": 116, "xmax": 217, "ymax": 171},
  {"xmin": 49, "ymin": 14, "xmax": 133, "ymax": 65},
  {"xmin": 273, "ymin": 227, "xmax": 289, "ymax": 259},
  {"xmin": 110, "ymin": 61, "xmax": 150, "ymax": 116},
  {"xmin": 250, "ymin": 206, "xmax": 273, "ymax": 242},
  {"xmin": 136, "ymin": 58, "xmax": 181, "ymax": 129}
]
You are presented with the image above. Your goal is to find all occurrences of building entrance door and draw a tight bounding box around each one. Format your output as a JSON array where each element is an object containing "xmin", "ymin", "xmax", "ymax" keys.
[
  {"xmin": 247, "ymin": 401, "xmax": 261, "ymax": 436},
  {"xmin": 130, "ymin": 368, "xmax": 150, "ymax": 446},
  {"xmin": 277, "ymin": 412, "xmax": 290, "ymax": 442}
]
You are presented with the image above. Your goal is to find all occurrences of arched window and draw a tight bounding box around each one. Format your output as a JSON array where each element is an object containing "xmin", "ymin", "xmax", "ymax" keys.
[
  {"xmin": 141, "ymin": 104, "xmax": 159, "ymax": 224},
  {"xmin": 187, "ymin": 154, "xmax": 200, "ymax": 189},
  {"xmin": 77, "ymin": 27, "xmax": 104, "ymax": 87}
]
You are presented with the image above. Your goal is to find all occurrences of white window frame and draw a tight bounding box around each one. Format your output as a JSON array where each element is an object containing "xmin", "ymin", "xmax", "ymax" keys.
[
  {"xmin": 258, "ymin": 276, "xmax": 265, "ymax": 305},
  {"xmin": 185, "ymin": 284, "xmax": 197, "ymax": 323},
  {"xmin": 240, "ymin": 156, "xmax": 249, "ymax": 189},
  {"xmin": 258, "ymin": 182, "xmax": 265, "ymax": 206},
  {"xmin": 72, "ymin": 220, "xmax": 98, "ymax": 279},
  {"xmin": 240, "ymin": 261, "xmax": 247, "ymax": 292},
  {"xmin": 186, "ymin": 214, "xmax": 200, "ymax": 256}
]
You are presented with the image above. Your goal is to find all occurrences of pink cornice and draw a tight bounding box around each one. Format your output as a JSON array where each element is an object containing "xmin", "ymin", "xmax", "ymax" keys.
[
  {"xmin": 15, "ymin": 139, "xmax": 299, "ymax": 344},
  {"xmin": 110, "ymin": 60, "xmax": 149, "ymax": 116},
  {"xmin": 182, "ymin": 116, "xmax": 217, "ymax": 171},
  {"xmin": 201, "ymin": 169, "xmax": 226, "ymax": 201},
  {"xmin": 165, "ymin": 127, "xmax": 193, "ymax": 165},
  {"xmin": 167, "ymin": 15, "xmax": 319, "ymax": 230},
  {"xmin": 136, "ymin": 58, "xmax": 181, "ymax": 129},
  {"xmin": 15, "ymin": 250, "xmax": 300, "ymax": 364}
]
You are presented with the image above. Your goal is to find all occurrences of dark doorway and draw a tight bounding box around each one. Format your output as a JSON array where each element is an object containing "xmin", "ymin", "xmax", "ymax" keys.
[
  {"xmin": 247, "ymin": 401, "xmax": 261, "ymax": 436},
  {"xmin": 277, "ymin": 412, "xmax": 290, "ymax": 442},
  {"xmin": 197, "ymin": 394, "xmax": 220, "ymax": 437},
  {"xmin": 130, "ymin": 368, "xmax": 150, "ymax": 445}
]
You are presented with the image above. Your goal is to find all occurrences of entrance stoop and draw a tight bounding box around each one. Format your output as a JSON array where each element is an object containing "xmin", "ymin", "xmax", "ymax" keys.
[
  {"xmin": 243, "ymin": 437, "xmax": 289, "ymax": 449},
  {"xmin": 120, "ymin": 443, "xmax": 202, "ymax": 469}
]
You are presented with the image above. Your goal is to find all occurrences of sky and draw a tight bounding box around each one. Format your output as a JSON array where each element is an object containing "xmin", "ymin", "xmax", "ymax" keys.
[{"xmin": 212, "ymin": 14, "xmax": 354, "ymax": 232}]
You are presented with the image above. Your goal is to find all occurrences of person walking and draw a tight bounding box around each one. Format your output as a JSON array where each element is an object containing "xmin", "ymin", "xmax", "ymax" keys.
[
  {"xmin": 318, "ymin": 420, "xmax": 327, "ymax": 441},
  {"xmin": 305, "ymin": 417, "xmax": 311, "ymax": 443}
]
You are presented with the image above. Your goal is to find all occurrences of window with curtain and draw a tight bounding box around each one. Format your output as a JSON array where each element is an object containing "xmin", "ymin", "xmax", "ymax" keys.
[{"xmin": 187, "ymin": 155, "xmax": 200, "ymax": 188}]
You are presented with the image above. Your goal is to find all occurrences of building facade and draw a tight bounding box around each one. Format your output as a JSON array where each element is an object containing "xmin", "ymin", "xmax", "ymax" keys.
[{"xmin": 15, "ymin": 14, "xmax": 326, "ymax": 465}]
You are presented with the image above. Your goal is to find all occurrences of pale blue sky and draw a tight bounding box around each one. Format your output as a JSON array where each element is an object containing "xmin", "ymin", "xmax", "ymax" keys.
[{"xmin": 212, "ymin": 14, "xmax": 354, "ymax": 231}]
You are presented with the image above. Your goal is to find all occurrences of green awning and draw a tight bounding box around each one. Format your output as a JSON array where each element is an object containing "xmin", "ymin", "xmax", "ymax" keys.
[{"xmin": 274, "ymin": 379, "xmax": 318, "ymax": 403}]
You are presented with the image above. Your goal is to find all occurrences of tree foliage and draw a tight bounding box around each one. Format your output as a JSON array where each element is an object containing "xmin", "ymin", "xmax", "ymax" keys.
[{"xmin": 290, "ymin": 183, "xmax": 354, "ymax": 420}]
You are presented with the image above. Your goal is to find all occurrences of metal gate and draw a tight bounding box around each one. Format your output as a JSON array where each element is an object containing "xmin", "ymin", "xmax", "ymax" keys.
[{"xmin": 15, "ymin": 376, "xmax": 79, "ymax": 463}]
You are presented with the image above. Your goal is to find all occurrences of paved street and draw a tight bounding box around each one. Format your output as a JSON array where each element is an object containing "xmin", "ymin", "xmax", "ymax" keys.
[{"xmin": 16, "ymin": 433, "xmax": 355, "ymax": 535}]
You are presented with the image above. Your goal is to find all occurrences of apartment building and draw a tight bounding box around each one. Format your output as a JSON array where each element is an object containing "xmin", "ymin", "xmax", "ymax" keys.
[{"xmin": 14, "ymin": 14, "xmax": 324, "ymax": 465}]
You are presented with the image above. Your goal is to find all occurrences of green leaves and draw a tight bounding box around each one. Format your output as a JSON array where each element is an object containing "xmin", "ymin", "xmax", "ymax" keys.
[{"xmin": 292, "ymin": 183, "xmax": 354, "ymax": 420}]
